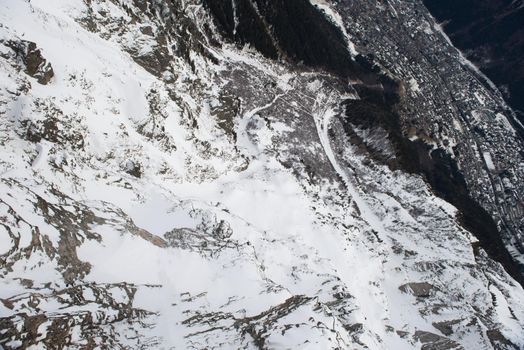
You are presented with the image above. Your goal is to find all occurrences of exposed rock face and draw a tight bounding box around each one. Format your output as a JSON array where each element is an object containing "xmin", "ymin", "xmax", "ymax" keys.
[
  {"xmin": 3, "ymin": 40, "xmax": 54, "ymax": 84},
  {"xmin": 399, "ymin": 282, "xmax": 435, "ymax": 298},
  {"xmin": 414, "ymin": 330, "xmax": 463, "ymax": 350},
  {"xmin": 1, "ymin": 0, "xmax": 524, "ymax": 349},
  {"xmin": 23, "ymin": 42, "xmax": 54, "ymax": 85},
  {"xmin": 0, "ymin": 283, "xmax": 157, "ymax": 349}
]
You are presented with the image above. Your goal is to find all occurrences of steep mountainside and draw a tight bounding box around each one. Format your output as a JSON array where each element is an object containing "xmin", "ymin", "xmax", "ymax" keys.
[{"xmin": 1, "ymin": 0, "xmax": 524, "ymax": 349}]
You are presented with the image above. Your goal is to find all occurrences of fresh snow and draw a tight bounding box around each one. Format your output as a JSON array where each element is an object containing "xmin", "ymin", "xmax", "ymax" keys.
[{"xmin": 0, "ymin": 0, "xmax": 523, "ymax": 349}]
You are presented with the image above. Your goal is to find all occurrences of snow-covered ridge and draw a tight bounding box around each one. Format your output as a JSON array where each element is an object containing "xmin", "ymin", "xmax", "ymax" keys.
[{"xmin": 0, "ymin": 0, "xmax": 523, "ymax": 349}]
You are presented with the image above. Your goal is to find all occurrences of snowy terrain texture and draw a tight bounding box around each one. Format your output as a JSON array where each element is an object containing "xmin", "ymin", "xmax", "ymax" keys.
[{"xmin": 1, "ymin": 0, "xmax": 524, "ymax": 349}]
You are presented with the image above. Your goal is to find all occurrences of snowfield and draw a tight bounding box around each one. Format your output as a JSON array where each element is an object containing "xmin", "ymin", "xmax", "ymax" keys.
[{"xmin": 0, "ymin": 0, "xmax": 523, "ymax": 349}]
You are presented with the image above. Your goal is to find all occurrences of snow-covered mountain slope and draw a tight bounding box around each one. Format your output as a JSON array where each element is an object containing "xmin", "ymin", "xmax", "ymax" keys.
[{"xmin": 0, "ymin": 0, "xmax": 523, "ymax": 349}]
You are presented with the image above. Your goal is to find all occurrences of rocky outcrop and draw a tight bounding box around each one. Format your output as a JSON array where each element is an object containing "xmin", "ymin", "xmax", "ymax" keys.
[
  {"xmin": 399, "ymin": 282, "xmax": 435, "ymax": 298},
  {"xmin": 1, "ymin": 0, "xmax": 524, "ymax": 349},
  {"xmin": 4, "ymin": 40, "xmax": 54, "ymax": 84},
  {"xmin": 0, "ymin": 283, "xmax": 158, "ymax": 349},
  {"xmin": 414, "ymin": 331, "xmax": 463, "ymax": 350}
]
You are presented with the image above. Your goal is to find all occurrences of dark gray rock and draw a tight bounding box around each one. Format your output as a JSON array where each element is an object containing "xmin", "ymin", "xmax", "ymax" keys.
[
  {"xmin": 399, "ymin": 282, "xmax": 435, "ymax": 298},
  {"xmin": 414, "ymin": 330, "xmax": 463, "ymax": 350},
  {"xmin": 213, "ymin": 220, "xmax": 233, "ymax": 240},
  {"xmin": 6, "ymin": 40, "xmax": 54, "ymax": 84},
  {"xmin": 432, "ymin": 319, "xmax": 462, "ymax": 336},
  {"xmin": 124, "ymin": 160, "xmax": 142, "ymax": 178}
]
